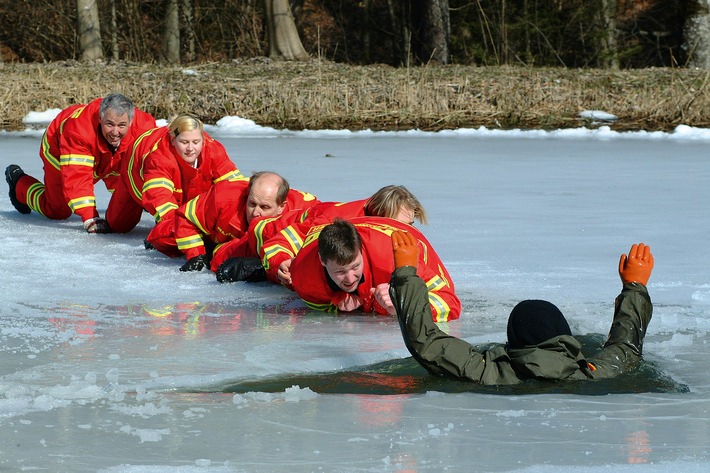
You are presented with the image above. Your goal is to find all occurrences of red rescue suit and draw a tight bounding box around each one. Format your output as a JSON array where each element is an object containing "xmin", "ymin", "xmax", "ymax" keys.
[
  {"xmin": 174, "ymin": 179, "xmax": 319, "ymax": 263},
  {"xmin": 210, "ymin": 199, "xmax": 368, "ymax": 274},
  {"xmin": 105, "ymin": 126, "xmax": 245, "ymax": 234},
  {"xmin": 290, "ymin": 217, "xmax": 461, "ymax": 322},
  {"xmin": 16, "ymin": 98, "xmax": 156, "ymax": 222}
]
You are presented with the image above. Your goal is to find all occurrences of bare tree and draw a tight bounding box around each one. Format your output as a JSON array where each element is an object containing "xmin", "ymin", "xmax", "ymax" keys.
[
  {"xmin": 109, "ymin": 0, "xmax": 119, "ymax": 61},
  {"xmin": 77, "ymin": 0, "xmax": 103, "ymax": 61},
  {"xmin": 264, "ymin": 0, "xmax": 309, "ymax": 61},
  {"xmin": 163, "ymin": 0, "xmax": 180, "ymax": 63},
  {"xmin": 415, "ymin": 0, "xmax": 450, "ymax": 64},
  {"xmin": 600, "ymin": 0, "xmax": 619, "ymax": 69},
  {"xmin": 182, "ymin": 0, "xmax": 196, "ymax": 63},
  {"xmin": 686, "ymin": 0, "xmax": 710, "ymax": 68}
]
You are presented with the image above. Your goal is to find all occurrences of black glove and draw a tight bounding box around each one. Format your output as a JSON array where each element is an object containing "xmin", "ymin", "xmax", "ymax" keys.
[
  {"xmin": 84, "ymin": 217, "xmax": 111, "ymax": 234},
  {"xmin": 216, "ymin": 257, "xmax": 267, "ymax": 283},
  {"xmin": 180, "ymin": 254, "xmax": 208, "ymax": 272}
]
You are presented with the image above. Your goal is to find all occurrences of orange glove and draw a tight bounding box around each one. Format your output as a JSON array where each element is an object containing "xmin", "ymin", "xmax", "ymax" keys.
[
  {"xmin": 618, "ymin": 243, "xmax": 654, "ymax": 286},
  {"xmin": 392, "ymin": 230, "xmax": 419, "ymax": 269}
]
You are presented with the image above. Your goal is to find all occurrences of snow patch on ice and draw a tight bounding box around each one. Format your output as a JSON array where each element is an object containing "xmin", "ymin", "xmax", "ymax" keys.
[{"xmin": 231, "ymin": 385, "xmax": 318, "ymax": 406}]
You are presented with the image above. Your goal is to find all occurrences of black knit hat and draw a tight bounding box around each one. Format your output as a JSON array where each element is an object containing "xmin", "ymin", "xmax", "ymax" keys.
[{"xmin": 506, "ymin": 299, "xmax": 572, "ymax": 349}]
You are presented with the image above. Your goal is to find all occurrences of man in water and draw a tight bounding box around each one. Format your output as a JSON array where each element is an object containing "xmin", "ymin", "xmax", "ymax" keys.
[{"xmin": 390, "ymin": 230, "xmax": 653, "ymax": 383}]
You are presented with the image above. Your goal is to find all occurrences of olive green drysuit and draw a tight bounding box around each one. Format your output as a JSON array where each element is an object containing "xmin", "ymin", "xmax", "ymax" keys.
[{"xmin": 390, "ymin": 266, "xmax": 652, "ymax": 385}]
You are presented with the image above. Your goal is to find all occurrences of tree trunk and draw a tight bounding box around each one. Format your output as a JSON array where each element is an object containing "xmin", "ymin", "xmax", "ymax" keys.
[
  {"xmin": 182, "ymin": 0, "xmax": 196, "ymax": 63},
  {"xmin": 686, "ymin": 0, "xmax": 710, "ymax": 68},
  {"xmin": 110, "ymin": 0, "xmax": 119, "ymax": 61},
  {"xmin": 411, "ymin": 0, "xmax": 449, "ymax": 65},
  {"xmin": 163, "ymin": 0, "xmax": 180, "ymax": 63},
  {"xmin": 362, "ymin": 0, "xmax": 371, "ymax": 64},
  {"xmin": 77, "ymin": 0, "xmax": 104, "ymax": 62},
  {"xmin": 600, "ymin": 0, "xmax": 619, "ymax": 69},
  {"xmin": 424, "ymin": 0, "xmax": 449, "ymax": 64},
  {"xmin": 264, "ymin": 0, "xmax": 309, "ymax": 61}
]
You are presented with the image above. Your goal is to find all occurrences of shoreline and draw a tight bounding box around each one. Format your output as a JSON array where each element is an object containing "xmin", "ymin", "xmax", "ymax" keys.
[{"xmin": 2, "ymin": 60, "xmax": 709, "ymax": 132}]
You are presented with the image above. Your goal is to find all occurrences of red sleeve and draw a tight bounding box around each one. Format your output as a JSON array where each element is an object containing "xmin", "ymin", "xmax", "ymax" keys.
[
  {"xmin": 260, "ymin": 221, "xmax": 310, "ymax": 284},
  {"xmin": 210, "ymin": 234, "xmax": 251, "ymax": 272},
  {"xmin": 58, "ymin": 111, "xmax": 101, "ymax": 222},
  {"xmin": 175, "ymin": 192, "xmax": 214, "ymax": 260},
  {"xmin": 203, "ymin": 133, "xmax": 245, "ymax": 183},
  {"xmin": 141, "ymin": 148, "xmax": 181, "ymax": 221}
]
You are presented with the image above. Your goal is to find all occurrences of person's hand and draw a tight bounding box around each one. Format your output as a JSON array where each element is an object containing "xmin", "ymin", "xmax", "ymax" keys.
[
  {"xmin": 371, "ymin": 283, "xmax": 395, "ymax": 315},
  {"xmin": 391, "ymin": 230, "xmax": 419, "ymax": 269},
  {"xmin": 84, "ymin": 217, "xmax": 110, "ymax": 234},
  {"xmin": 336, "ymin": 293, "xmax": 364, "ymax": 312},
  {"xmin": 180, "ymin": 254, "xmax": 208, "ymax": 272},
  {"xmin": 277, "ymin": 258, "xmax": 294, "ymax": 285},
  {"xmin": 618, "ymin": 243, "xmax": 654, "ymax": 286}
]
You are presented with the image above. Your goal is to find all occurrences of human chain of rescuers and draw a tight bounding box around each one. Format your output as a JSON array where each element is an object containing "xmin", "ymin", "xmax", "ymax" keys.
[{"xmin": 4, "ymin": 93, "xmax": 657, "ymax": 385}]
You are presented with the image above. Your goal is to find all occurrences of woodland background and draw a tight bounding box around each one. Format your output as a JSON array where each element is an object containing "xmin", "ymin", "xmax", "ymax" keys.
[
  {"xmin": 1, "ymin": 1, "xmax": 710, "ymax": 131},
  {"xmin": 0, "ymin": 1, "xmax": 706, "ymax": 67}
]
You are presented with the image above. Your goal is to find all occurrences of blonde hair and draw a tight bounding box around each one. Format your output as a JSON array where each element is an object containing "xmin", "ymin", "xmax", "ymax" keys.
[
  {"xmin": 168, "ymin": 114, "xmax": 204, "ymax": 137},
  {"xmin": 364, "ymin": 185, "xmax": 428, "ymax": 225}
]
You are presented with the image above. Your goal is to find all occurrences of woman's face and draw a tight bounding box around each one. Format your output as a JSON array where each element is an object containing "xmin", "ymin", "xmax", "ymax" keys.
[{"xmin": 172, "ymin": 129, "xmax": 203, "ymax": 165}]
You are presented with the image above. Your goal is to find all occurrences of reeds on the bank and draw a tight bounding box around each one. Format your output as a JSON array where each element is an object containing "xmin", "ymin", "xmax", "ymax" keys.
[{"xmin": 1, "ymin": 60, "xmax": 709, "ymax": 131}]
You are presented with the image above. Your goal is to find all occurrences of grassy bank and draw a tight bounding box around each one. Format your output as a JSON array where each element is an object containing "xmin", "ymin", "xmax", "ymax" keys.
[{"xmin": 1, "ymin": 59, "xmax": 709, "ymax": 131}]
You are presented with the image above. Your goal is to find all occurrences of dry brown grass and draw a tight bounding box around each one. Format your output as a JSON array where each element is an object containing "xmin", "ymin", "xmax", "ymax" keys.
[{"xmin": 1, "ymin": 59, "xmax": 709, "ymax": 131}]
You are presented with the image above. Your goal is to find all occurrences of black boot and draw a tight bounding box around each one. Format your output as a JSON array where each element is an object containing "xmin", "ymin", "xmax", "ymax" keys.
[{"xmin": 5, "ymin": 165, "xmax": 31, "ymax": 214}]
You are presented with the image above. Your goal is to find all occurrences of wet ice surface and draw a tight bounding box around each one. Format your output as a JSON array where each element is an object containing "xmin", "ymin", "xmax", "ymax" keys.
[{"xmin": 1, "ymin": 124, "xmax": 710, "ymax": 472}]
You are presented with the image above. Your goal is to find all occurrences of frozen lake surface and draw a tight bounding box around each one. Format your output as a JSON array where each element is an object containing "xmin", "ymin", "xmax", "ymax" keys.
[{"xmin": 1, "ymin": 122, "xmax": 709, "ymax": 472}]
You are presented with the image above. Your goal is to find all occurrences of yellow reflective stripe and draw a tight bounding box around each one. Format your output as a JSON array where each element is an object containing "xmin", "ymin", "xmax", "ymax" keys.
[
  {"xmin": 281, "ymin": 225, "xmax": 304, "ymax": 254},
  {"xmin": 252, "ymin": 218, "xmax": 272, "ymax": 252},
  {"xmin": 176, "ymin": 234, "xmax": 204, "ymax": 251},
  {"xmin": 41, "ymin": 134, "xmax": 60, "ymax": 171},
  {"xmin": 215, "ymin": 169, "xmax": 247, "ymax": 183},
  {"xmin": 426, "ymin": 275, "xmax": 446, "ymax": 292},
  {"xmin": 68, "ymin": 105, "xmax": 87, "ymax": 119},
  {"xmin": 155, "ymin": 202, "xmax": 178, "ymax": 220},
  {"xmin": 262, "ymin": 244, "xmax": 295, "ymax": 270},
  {"xmin": 427, "ymin": 292, "xmax": 449, "ymax": 323},
  {"xmin": 60, "ymin": 153, "xmax": 95, "ymax": 167},
  {"xmin": 127, "ymin": 128, "xmax": 160, "ymax": 200},
  {"xmin": 437, "ymin": 264, "xmax": 450, "ymax": 286},
  {"xmin": 26, "ymin": 182, "xmax": 46, "ymax": 216},
  {"xmin": 143, "ymin": 177, "xmax": 175, "ymax": 193},
  {"xmin": 304, "ymin": 300, "xmax": 338, "ymax": 314},
  {"xmin": 253, "ymin": 215, "xmax": 289, "ymax": 252},
  {"xmin": 68, "ymin": 196, "xmax": 96, "ymax": 211},
  {"xmin": 213, "ymin": 241, "xmax": 226, "ymax": 254},
  {"xmin": 184, "ymin": 196, "xmax": 208, "ymax": 234}
]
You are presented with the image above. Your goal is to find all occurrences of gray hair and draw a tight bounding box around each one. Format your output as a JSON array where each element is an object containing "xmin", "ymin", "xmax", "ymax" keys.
[{"xmin": 99, "ymin": 93, "xmax": 135, "ymax": 122}]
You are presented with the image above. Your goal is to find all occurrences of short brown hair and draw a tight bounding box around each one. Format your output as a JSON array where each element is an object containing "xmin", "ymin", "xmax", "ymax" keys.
[{"xmin": 317, "ymin": 219, "xmax": 362, "ymax": 265}]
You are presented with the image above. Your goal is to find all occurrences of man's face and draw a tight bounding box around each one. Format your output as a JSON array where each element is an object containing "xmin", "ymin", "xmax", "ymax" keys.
[
  {"xmin": 171, "ymin": 129, "xmax": 203, "ymax": 166},
  {"xmin": 321, "ymin": 252, "xmax": 364, "ymax": 293},
  {"xmin": 100, "ymin": 110, "xmax": 131, "ymax": 148},
  {"xmin": 246, "ymin": 180, "xmax": 285, "ymax": 223}
]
